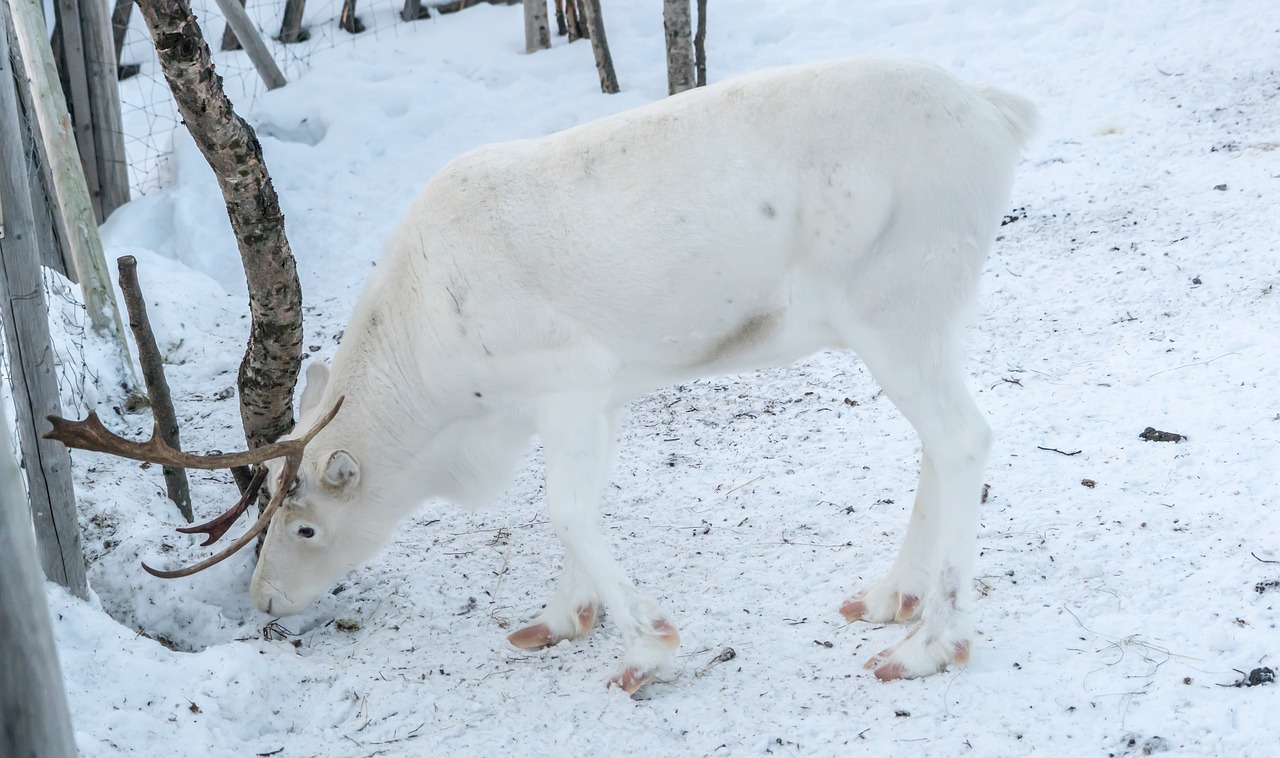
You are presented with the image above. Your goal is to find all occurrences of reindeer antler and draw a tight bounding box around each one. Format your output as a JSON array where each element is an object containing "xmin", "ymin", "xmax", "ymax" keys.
[
  {"xmin": 175, "ymin": 467, "xmax": 267, "ymax": 547},
  {"xmin": 45, "ymin": 398, "xmax": 345, "ymax": 578},
  {"xmin": 45, "ymin": 401, "xmax": 342, "ymax": 469}
]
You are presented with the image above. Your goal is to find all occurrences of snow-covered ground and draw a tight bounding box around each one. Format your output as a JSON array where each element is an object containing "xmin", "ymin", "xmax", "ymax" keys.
[{"xmin": 36, "ymin": 0, "xmax": 1279, "ymax": 755}]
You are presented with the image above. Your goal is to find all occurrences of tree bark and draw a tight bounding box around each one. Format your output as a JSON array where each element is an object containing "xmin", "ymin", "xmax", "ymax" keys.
[
  {"xmin": 579, "ymin": 0, "xmax": 617, "ymax": 93},
  {"xmin": 133, "ymin": 0, "xmax": 303, "ymax": 450},
  {"xmin": 663, "ymin": 0, "xmax": 693, "ymax": 95},
  {"xmin": 523, "ymin": 0, "xmax": 550, "ymax": 53},
  {"xmin": 117, "ymin": 255, "xmax": 193, "ymax": 523},
  {"xmin": 694, "ymin": 0, "xmax": 707, "ymax": 87},
  {"xmin": 0, "ymin": 393, "xmax": 77, "ymax": 758}
]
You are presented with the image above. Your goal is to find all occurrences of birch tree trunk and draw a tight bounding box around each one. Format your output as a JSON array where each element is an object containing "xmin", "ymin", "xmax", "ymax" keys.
[
  {"xmin": 523, "ymin": 0, "xmax": 550, "ymax": 53},
  {"xmin": 580, "ymin": 0, "xmax": 617, "ymax": 93},
  {"xmin": 694, "ymin": 0, "xmax": 707, "ymax": 87},
  {"xmin": 133, "ymin": 0, "xmax": 303, "ymax": 449},
  {"xmin": 663, "ymin": 0, "xmax": 693, "ymax": 95},
  {"xmin": 0, "ymin": 394, "xmax": 77, "ymax": 758}
]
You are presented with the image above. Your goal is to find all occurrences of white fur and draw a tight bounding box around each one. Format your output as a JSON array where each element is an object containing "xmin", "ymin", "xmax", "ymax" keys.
[{"xmin": 249, "ymin": 57, "xmax": 1035, "ymax": 684}]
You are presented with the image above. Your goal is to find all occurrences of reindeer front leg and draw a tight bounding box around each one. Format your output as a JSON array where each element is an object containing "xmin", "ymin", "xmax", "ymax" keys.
[{"xmin": 515, "ymin": 398, "xmax": 679, "ymax": 693}]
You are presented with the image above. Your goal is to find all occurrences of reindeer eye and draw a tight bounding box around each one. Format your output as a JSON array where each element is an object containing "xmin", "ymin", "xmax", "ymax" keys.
[
  {"xmin": 296, "ymin": 526, "xmax": 315, "ymax": 539},
  {"xmin": 286, "ymin": 477, "xmax": 300, "ymax": 496}
]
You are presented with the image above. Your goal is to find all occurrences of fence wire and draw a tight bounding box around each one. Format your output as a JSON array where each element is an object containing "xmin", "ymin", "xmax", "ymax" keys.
[
  {"xmin": 7, "ymin": 2, "xmax": 499, "ymax": 424},
  {"xmin": 117, "ymin": 0, "xmax": 464, "ymax": 195}
]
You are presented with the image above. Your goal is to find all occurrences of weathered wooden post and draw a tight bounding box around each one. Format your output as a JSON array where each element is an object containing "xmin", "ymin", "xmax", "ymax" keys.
[
  {"xmin": 0, "ymin": 2, "xmax": 89, "ymax": 600},
  {"xmin": 400, "ymin": 0, "xmax": 429, "ymax": 23},
  {"xmin": 210, "ymin": 0, "xmax": 286, "ymax": 90},
  {"xmin": 278, "ymin": 0, "xmax": 308, "ymax": 44},
  {"xmin": 0, "ymin": 386, "xmax": 78, "ymax": 758},
  {"xmin": 9, "ymin": 0, "xmax": 140, "ymax": 396},
  {"xmin": 51, "ymin": 0, "xmax": 130, "ymax": 221}
]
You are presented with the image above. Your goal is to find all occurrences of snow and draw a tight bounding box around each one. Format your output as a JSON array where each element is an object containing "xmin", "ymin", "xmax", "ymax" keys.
[{"xmin": 35, "ymin": 0, "xmax": 1278, "ymax": 755}]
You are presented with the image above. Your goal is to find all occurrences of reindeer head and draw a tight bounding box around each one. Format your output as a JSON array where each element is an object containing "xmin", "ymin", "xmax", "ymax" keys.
[
  {"xmin": 44, "ymin": 364, "xmax": 374, "ymax": 617},
  {"xmin": 247, "ymin": 364, "xmax": 385, "ymax": 616}
]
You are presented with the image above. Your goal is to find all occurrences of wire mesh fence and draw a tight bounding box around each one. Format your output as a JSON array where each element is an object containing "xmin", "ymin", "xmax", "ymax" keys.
[
  {"xmin": 8, "ymin": 0, "xmax": 514, "ymax": 429},
  {"xmin": 115, "ymin": 0, "xmax": 467, "ymax": 196}
]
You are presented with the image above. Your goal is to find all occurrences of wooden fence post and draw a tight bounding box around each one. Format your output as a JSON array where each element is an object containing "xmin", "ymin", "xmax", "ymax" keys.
[
  {"xmin": 210, "ymin": 0, "xmax": 286, "ymax": 91},
  {"xmin": 51, "ymin": 0, "xmax": 129, "ymax": 222},
  {"xmin": 278, "ymin": 0, "xmax": 308, "ymax": 44},
  {"xmin": 400, "ymin": 0, "xmax": 429, "ymax": 22},
  {"xmin": 79, "ymin": 0, "xmax": 131, "ymax": 217},
  {"xmin": 0, "ymin": 4, "xmax": 89, "ymax": 600},
  {"xmin": 1, "ymin": 11, "xmax": 73, "ymax": 281},
  {"xmin": 0, "ymin": 384, "xmax": 78, "ymax": 758},
  {"xmin": 9, "ymin": 0, "xmax": 140, "ymax": 396}
]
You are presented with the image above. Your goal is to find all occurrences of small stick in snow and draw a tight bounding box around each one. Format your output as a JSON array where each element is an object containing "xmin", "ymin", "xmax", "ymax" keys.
[{"xmin": 1037, "ymin": 446, "xmax": 1082, "ymax": 456}]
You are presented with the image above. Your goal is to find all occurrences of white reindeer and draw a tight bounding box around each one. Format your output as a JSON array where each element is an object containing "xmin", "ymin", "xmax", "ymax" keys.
[{"xmin": 53, "ymin": 57, "xmax": 1035, "ymax": 692}]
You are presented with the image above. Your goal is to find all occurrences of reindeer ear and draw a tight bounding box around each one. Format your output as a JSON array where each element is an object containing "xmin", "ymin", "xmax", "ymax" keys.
[
  {"xmin": 322, "ymin": 450, "xmax": 359, "ymax": 490},
  {"xmin": 299, "ymin": 362, "xmax": 330, "ymax": 417}
]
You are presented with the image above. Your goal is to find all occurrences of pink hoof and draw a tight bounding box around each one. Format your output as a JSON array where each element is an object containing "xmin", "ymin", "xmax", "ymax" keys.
[
  {"xmin": 508, "ymin": 604, "xmax": 599, "ymax": 650},
  {"xmin": 651, "ymin": 618, "xmax": 681, "ymax": 648},
  {"xmin": 608, "ymin": 666, "xmax": 654, "ymax": 695},
  {"xmin": 895, "ymin": 594, "xmax": 920, "ymax": 622},
  {"xmin": 839, "ymin": 598, "xmax": 867, "ymax": 622},
  {"xmin": 873, "ymin": 661, "xmax": 907, "ymax": 682},
  {"xmin": 576, "ymin": 604, "xmax": 598, "ymax": 634},
  {"xmin": 507, "ymin": 623, "xmax": 554, "ymax": 650},
  {"xmin": 839, "ymin": 592, "xmax": 919, "ymax": 623}
]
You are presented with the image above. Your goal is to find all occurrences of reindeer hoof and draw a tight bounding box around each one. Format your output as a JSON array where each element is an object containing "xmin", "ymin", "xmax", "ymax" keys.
[
  {"xmin": 863, "ymin": 624, "xmax": 970, "ymax": 680},
  {"xmin": 607, "ymin": 665, "xmax": 655, "ymax": 695},
  {"xmin": 508, "ymin": 603, "xmax": 598, "ymax": 650},
  {"xmin": 508, "ymin": 623, "xmax": 556, "ymax": 650},
  {"xmin": 840, "ymin": 587, "xmax": 921, "ymax": 623}
]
